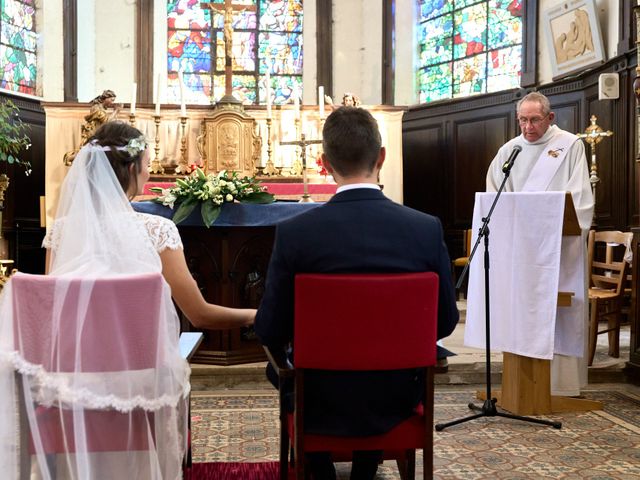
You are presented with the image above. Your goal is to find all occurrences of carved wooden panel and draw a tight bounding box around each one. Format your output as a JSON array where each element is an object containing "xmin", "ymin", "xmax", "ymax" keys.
[
  {"xmin": 179, "ymin": 226, "xmax": 274, "ymax": 365},
  {"xmin": 196, "ymin": 107, "xmax": 261, "ymax": 177}
]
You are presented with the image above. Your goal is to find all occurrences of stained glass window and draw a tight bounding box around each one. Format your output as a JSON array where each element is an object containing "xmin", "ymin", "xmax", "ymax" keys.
[
  {"xmin": 167, "ymin": 0, "xmax": 303, "ymax": 105},
  {"xmin": 417, "ymin": 0, "xmax": 522, "ymax": 103},
  {"xmin": 0, "ymin": 0, "xmax": 38, "ymax": 95}
]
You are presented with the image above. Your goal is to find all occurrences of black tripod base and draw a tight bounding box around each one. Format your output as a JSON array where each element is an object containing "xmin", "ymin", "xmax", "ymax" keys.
[{"xmin": 435, "ymin": 397, "xmax": 562, "ymax": 431}]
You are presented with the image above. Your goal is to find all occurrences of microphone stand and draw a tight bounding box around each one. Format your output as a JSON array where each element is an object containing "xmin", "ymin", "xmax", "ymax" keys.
[{"xmin": 435, "ymin": 157, "xmax": 562, "ymax": 431}]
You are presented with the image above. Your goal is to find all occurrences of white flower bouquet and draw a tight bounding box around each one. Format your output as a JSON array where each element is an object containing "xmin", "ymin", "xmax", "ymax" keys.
[{"xmin": 150, "ymin": 168, "xmax": 275, "ymax": 227}]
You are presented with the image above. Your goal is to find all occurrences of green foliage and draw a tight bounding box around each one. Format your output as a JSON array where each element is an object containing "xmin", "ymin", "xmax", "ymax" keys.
[{"xmin": 0, "ymin": 99, "xmax": 31, "ymax": 175}]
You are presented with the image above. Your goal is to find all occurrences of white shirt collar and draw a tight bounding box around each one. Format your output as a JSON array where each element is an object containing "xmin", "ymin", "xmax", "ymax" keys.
[
  {"xmin": 336, "ymin": 183, "xmax": 381, "ymax": 194},
  {"xmin": 521, "ymin": 124, "xmax": 558, "ymax": 146}
]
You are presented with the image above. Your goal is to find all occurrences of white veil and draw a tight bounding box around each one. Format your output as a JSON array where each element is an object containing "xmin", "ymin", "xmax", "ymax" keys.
[{"xmin": 0, "ymin": 143, "xmax": 190, "ymax": 479}]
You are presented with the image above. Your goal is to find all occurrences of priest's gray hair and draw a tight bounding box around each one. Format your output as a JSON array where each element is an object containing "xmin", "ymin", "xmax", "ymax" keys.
[{"xmin": 517, "ymin": 92, "xmax": 551, "ymax": 116}]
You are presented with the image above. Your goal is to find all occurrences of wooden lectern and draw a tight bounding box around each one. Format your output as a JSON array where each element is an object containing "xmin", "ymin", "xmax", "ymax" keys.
[{"xmin": 480, "ymin": 193, "xmax": 603, "ymax": 415}]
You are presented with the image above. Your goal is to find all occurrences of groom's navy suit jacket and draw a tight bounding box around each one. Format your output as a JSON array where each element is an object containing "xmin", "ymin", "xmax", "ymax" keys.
[{"xmin": 255, "ymin": 188, "xmax": 459, "ymax": 436}]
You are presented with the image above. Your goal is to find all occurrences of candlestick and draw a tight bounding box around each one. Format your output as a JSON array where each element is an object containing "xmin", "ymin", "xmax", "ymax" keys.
[
  {"xmin": 265, "ymin": 71, "xmax": 272, "ymax": 118},
  {"xmin": 155, "ymin": 74, "xmax": 162, "ymax": 116},
  {"xmin": 175, "ymin": 116, "xmax": 190, "ymax": 174},
  {"xmin": 262, "ymin": 117, "xmax": 279, "ymax": 175},
  {"xmin": 128, "ymin": 112, "xmax": 136, "ymax": 128},
  {"xmin": 178, "ymin": 71, "xmax": 186, "ymax": 116},
  {"xmin": 150, "ymin": 115, "xmax": 164, "ymax": 174},
  {"xmin": 318, "ymin": 85, "xmax": 324, "ymax": 118},
  {"xmin": 130, "ymin": 82, "xmax": 137, "ymax": 115}
]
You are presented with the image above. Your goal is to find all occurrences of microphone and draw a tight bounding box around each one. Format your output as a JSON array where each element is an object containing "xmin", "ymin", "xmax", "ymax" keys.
[{"xmin": 502, "ymin": 145, "xmax": 522, "ymax": 173}]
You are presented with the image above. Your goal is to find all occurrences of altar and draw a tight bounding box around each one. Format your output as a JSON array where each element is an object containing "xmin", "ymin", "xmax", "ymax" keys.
[
  {"xmin": 42, "ymin": 103, "xmax": 405, "ymax": 225},
  {"xmin": 133, "ymin": 201, "xmax": 318, "ymax": 365}
]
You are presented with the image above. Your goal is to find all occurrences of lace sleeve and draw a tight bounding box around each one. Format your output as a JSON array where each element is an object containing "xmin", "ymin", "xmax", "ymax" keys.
[
  {"xmin": 42, "ymin": 219, "xmax": 64, "ymax": 250},
  {"xmin": 137, "ymin": 213, "xmax": 183, "ymax": 253}
]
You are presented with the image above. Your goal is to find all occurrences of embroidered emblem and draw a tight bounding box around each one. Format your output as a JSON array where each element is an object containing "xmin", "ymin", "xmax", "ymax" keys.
[{"xmin": 547, "ymin": 147, "xmax": 565, "ymax": 158}]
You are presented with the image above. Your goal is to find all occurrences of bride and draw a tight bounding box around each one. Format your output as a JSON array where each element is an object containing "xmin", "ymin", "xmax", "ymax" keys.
[{"xmin": 0, "ymin": 121, "xmax": 255, "ymax": 479}]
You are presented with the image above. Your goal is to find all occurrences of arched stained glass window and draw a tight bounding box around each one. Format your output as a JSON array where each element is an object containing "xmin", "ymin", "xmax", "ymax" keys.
[
  {"xmin": 167, "ymin": 0, "xmax": 303, "ymax": 105},
  {"xmin": 0, "ymin": 0, "xmax": 38, "ymax": 95},
  {"xmin": 417, "ymin": 0, "xmax": 522, "ymax": 103}
]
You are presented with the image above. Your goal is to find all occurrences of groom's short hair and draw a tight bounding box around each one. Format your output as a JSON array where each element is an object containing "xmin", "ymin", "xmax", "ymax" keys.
[{"xmin": 322, "ymin": 107, "xmax": 381, "ymax": 177}]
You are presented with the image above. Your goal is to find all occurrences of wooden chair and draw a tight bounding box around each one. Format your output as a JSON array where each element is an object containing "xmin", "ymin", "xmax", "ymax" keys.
[
  {"xmin": 587, "ymin": 230, "xmax": 633, "ymax": 365},
  {"xmin": 452, "ymin": 229, "xmax": 472, "ymax": 299},
  {"xmin": 264, "ymin": 272, "xmax": 439, "ymax": 480}
]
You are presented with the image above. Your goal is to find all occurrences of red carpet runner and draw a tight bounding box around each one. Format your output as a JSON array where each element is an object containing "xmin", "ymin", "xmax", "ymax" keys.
[{"xmin": 184, "ymin": 462, "xmax": 281, "ymax": 479}]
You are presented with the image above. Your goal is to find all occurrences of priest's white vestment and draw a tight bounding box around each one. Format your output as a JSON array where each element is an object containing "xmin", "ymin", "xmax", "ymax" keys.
[{"xmin": 485, "ymin": 124, "xmax": 593, "ymax": 396}]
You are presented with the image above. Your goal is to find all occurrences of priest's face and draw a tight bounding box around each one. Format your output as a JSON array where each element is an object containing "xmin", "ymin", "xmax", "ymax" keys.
[{"xmin": 517, "ymin": 100, "xmax": 554, "ymax": 142}]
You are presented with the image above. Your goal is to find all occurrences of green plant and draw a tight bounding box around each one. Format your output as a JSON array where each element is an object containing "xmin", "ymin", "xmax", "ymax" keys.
[{"xmin": 0, "ymin": 99, "xmax": 31, "ymax": 175}]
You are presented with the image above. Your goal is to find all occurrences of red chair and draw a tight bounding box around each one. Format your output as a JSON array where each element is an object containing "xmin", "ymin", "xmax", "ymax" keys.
[
  {"xmin": 11, "ymin": 272, "xmax": 188, "ymax": 479},
  {"xmin": 265, "ymin": 272, "xmax": 439, "ymax": 480}
]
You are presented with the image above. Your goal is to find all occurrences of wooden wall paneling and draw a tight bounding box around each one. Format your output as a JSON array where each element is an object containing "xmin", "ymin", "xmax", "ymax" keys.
[
  {"xmin": 626, "ymin": 57, "xmax": 639, "ymax": 228},
  {"xmin": 585, "ymin": 93, "xmax": 618, "ymax": 229},
  {"xmin": 452, "ymin": 114, "xmax": 511, "ymax": 227},
  {"xmin": 402, "ymin": 123, "xmax": 446, "ymax": 220},
  {"xmin": 0, "ymin": 94, "xmax": 46, "ymax": 273}
]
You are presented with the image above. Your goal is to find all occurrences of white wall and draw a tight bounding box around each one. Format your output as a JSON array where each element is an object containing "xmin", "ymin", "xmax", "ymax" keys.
[
  {"xmin": 91, "ymin": 0, "xmax": 136, "ymax": 103},
  {"xmin": 76, "ymin": 0, "xmax": 96, "ymax": 101},
  {"xmin": 301, "ymin": 0, "xmax": 318, "ymax": 105},
  {"xmin": 395, "ymin": 0, "xmax": 418, "ymax": 106},
  {"xmin": 538, "ymin": 0, "xmax": 619, "ymax": 85},
  {"xmin": 333, "ymin": 0, "xmax": 383, "ymax": 105},
  {"xmin": 39, "ymin": 0, "xmax": 64, "ymax": 101}
]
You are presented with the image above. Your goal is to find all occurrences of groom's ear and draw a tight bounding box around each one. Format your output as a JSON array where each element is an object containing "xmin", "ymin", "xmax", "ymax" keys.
[{"xmin": 321, "ymin": 154, "xmax": 334, "ymax": 174}]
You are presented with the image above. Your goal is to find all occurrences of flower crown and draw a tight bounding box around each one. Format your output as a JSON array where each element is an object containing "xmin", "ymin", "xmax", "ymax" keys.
[{"xmin": 88, "ymin": 135, "xmax": 148, "ymax": 157}]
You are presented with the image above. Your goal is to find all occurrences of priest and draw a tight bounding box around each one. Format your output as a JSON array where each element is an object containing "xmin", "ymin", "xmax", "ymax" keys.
[{"xmin": 485, "ymin": 91, "xmax": 593, "ymax": 397}]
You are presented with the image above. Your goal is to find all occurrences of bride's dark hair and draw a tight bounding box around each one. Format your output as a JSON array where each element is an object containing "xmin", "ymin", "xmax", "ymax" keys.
[{"xmin": 88, "ymin": 121, "xmax": 146, "ymax": 194}]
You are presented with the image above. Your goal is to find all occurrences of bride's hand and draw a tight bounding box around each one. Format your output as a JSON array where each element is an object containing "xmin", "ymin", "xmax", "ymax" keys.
[{"xmin": 243, "ymin": 309, "xmax": 257, "ymax": 326}]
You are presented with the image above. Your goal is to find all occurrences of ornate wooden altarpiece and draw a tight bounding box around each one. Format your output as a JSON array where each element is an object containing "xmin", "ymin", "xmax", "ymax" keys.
[{"xmin": 196, "ymin": 103, "xmax": 262, "ymax": 177}]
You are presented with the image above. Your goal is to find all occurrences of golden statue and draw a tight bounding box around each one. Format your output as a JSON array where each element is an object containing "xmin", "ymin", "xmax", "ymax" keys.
[{"xmin": 63, "ymin": 90, "xmax": 121, "ymax": 166}]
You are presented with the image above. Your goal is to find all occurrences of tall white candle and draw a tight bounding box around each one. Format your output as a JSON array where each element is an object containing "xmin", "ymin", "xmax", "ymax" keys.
[
  {"xmin": 293, "ymin": 85, "xmax": 300, "ymax": 119},
  {"xmin": 130, "ymin": 82, "xmax": 137, "ymax": 115},
  {"xmin": 178, "ymin": 71, "xmax": 187, "ymax": 116},
  {"xmin": 318, "ymin": 85, "xmax": 324, "ymax": 118},
  {"xmin": 154, "ymin": 74, "xmax": 161, "ymax": 116},
  {"xmin": 265, "ymin": 71, "xmax": 272, "ymax": 118}
]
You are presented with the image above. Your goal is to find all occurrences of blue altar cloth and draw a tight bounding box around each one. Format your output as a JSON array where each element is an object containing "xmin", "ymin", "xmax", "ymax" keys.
[{"xmin": 132, "ymin": 201, "xmax": 320, "ymax": 227}]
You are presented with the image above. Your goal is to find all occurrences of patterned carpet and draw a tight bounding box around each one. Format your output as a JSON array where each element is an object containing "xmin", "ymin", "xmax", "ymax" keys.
[{"xmin": 190, "ymin": 384, "xmax": 640, "ymax": 479}]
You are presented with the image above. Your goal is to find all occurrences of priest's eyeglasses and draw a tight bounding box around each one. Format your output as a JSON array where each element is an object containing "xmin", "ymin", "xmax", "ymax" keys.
[{"xmin": 517, "ymin": 114, "xmax": 549, "ymax": 126}]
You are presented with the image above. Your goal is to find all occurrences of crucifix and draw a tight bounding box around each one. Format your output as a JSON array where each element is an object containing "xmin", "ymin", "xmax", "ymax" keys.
[
  {"xmin": 576, "ymin": 115, "xmax": 613, "ymax": 210},
  {"xmin": 201, "ymin": 0, "xmax": 256, "ymax": 102},
  {"xmin": 280, "ymin": 133, "xmax": 323, "ymax": 203}
]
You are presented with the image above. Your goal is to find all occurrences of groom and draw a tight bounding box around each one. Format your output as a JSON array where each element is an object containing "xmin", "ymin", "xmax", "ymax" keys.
[{"xmin": 255, "ymin": 107, "xmax": 459, "ymax": 480}]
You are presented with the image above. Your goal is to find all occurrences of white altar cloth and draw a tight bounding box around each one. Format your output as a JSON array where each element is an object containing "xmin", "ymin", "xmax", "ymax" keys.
[{"xmin": 464, "ymin": 191, "xmax": 584, "ymax": 359}]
